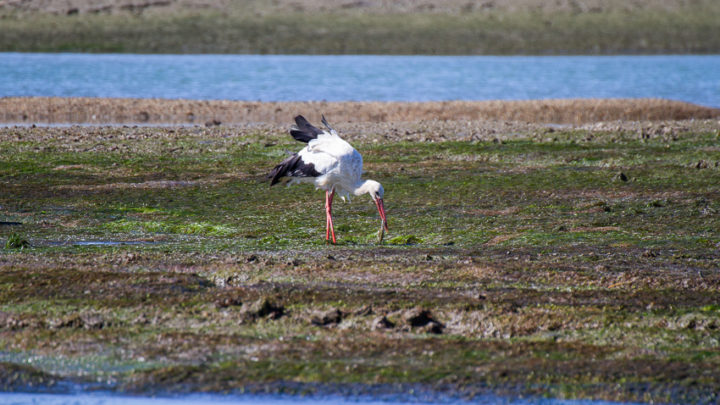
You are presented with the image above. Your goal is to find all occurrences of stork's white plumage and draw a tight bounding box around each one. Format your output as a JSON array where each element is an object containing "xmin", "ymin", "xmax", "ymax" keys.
[{"xmin": 269, "ymin": 115, "xmax": 388, "ymax": 244}]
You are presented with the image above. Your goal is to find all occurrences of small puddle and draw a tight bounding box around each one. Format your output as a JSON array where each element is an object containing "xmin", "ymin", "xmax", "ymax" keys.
[
  {"xmin": 45, "ymin": 240, "xmax": 159, "ymax": 247},
  {"xmin": 73, "ymin": 241, "xmax": 155, "ymax": 246},
  {"xmin": 0, "ymin": 221, "xmax": 22, "ymax": 226}
]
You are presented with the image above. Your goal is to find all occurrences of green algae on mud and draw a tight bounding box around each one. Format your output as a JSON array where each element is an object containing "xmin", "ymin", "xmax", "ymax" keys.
[{"xmin": 1, "ymin": 122, "xmax": 720, "ymax": 403}]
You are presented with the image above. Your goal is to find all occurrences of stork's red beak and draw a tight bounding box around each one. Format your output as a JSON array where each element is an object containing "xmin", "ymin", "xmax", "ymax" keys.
[{"xmin": 375, "ymin": 198, "xmax": 388, "ymax": 231}]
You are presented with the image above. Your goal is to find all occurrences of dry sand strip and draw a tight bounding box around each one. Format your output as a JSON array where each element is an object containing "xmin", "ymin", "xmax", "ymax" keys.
[{"xmin": 1, "ymin": 97, "xmax": 718, "ymax": 126}]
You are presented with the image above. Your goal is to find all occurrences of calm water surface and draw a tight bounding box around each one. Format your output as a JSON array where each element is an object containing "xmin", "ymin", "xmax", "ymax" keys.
[{"xmin": 0, "ymin": 53, "xmax": 718, "ymax": 107}]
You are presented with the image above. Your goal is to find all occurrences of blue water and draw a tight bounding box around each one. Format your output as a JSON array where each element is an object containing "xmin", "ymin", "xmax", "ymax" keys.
[{"xmin": 1, "ymin": 53, "xmax": 718, "ymax": 107}]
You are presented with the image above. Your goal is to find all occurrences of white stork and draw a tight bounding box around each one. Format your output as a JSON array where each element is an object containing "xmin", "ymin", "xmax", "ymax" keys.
[{"xmin": 269, "ymin": 115, "xmax": 388, "ymax": 244}]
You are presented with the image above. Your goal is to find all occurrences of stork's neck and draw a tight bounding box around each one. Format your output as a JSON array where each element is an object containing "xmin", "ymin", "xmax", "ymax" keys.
[{"xmin": 352, "ymin": 179, "xmax": 375, "ymax": 196}]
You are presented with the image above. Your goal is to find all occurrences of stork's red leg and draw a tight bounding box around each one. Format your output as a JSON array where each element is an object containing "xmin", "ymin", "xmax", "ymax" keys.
[
  {"xmin": 327, "ymin": 189, "xmax": 336, "ymax": 244},
  {"xmin": 325, "ymin": 190, "xmax": 331, "ymax": 241}
]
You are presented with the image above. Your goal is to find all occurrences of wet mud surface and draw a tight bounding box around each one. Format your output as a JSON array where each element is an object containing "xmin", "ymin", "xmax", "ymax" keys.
[{"xmin": 1, "ymin": 106, "xmax": 720, "ymax": 403}]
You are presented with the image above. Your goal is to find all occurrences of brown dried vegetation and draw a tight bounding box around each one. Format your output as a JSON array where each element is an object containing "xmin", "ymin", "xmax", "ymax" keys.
[{"xmin": 2, "ymin": 97, "xmax": 718, "ymax": 126}]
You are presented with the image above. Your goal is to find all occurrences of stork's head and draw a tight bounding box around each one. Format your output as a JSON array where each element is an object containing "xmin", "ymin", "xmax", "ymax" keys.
[{"xmin": 364, "ymin": 180, "xmax": 388, "ymax": 231}]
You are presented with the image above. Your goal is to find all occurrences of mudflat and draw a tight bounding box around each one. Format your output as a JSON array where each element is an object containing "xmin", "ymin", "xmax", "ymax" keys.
[{"xmin": 1, "ymin": 97, "xmax": 720, "ymax": 402}]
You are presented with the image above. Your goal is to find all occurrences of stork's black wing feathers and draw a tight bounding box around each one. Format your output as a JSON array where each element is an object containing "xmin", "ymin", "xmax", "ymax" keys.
[
  {"xmin": 268, "ymin": 153, "xmax": 321, "ymax": 186},
  {"xmin": 289, "ymin": 115, "xmax": 324, "ymax": 143}
]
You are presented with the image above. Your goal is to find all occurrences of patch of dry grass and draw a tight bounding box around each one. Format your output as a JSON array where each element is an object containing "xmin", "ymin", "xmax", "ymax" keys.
[{"xmin": 2, "ymin": 97, "xmax": 718, "ymax": 126}]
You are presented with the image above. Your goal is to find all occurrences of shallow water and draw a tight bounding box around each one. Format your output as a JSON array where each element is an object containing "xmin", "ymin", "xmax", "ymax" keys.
[
  {"xmin": 0, "ymin": 392, "xmax": 638, "ymax": 405},
  {"xmin": 41, "ymin": 241, "xmax": 158, "ymax": 247},
  {"xmin": 1, "ymin": 53, "xmax": 718, "ymax": 107},
  {"xmin": 71, "ymin": 241, "xmax": 156, "ymax": 246}
]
